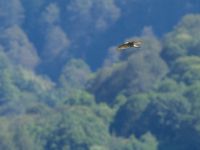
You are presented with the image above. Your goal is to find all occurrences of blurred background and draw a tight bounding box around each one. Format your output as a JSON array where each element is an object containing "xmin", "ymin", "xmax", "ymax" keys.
[{"xmin": 0, "ymin": 0, "xmax": 200, "ymax": 149}]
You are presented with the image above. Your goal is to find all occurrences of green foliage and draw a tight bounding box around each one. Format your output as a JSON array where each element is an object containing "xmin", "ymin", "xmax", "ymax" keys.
[
  {"xmin": 107, "ymin": 133, "xmax": 158, "ymax": 150},
  {"xmin": 0, "ymin": 8, "xmax": 200, "ymax": 150},
  {"xmin": 111, "ymin": 15, "xmax": 200, "ymax": 150},
  {"xmin": 59, "ymin": 59, "xmax": 92, "ymax": 89},
  {"xmin": 184, "ymin": 82, "xmax": 200, "ymax": 123},
  {"xmin": 0, "ymin": 26, "xmax": 40, "ymax": 69},
  {"xmin": 0, "ymin": 51, "xmax": 21, "ymax": 106},
  {"xmin": 170, "ymin": 56, "xmax": 200, "ymax": 84},
  {"xmin": 89, "ymin": 31, "xmax": 167, "ymax": 106},
  {"xmin": 162, "ymin": 14, "xmax": 200, "ymax": 65},
  {"xmin": 0, "ymin": 118, "xmax": 15, "ymax": 150},
  {"xmin": 45, "ymin": 106, "xmax": 110, "ymax": 150},
  {"xmin": 110, "ymin": 93, "xmax": 151, "ymax": 136}
]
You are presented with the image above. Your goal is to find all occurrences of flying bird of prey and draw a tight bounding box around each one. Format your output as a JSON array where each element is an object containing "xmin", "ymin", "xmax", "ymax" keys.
[{"xmin": 117, "ymin": 40, "xmax": 142, "ymax": 51}]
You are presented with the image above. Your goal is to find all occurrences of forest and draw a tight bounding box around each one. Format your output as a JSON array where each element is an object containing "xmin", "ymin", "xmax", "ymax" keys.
[{"xmin": 0, "ymin": 0, "xmax": 200, "ymax": 150}]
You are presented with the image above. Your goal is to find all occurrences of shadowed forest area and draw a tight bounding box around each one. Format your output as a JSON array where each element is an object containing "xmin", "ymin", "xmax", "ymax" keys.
[{"xmin": 0, "ymin": 0, "xmax": 200, "ymax": 150}]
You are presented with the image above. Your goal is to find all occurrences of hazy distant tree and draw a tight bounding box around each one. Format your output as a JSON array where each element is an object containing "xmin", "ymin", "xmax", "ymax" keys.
[
  {"xmin": 124, "ymin": 34, "xmax": 167, "ymax": 93},
  {"xmin": 0, "ymin": 46, "xmax": 10, "ymax": 70},
  {"xmin": 19, "ymin": 0, "xmax": 46, "ymax": 56},
  {"xmin": 41, "ymin": 3, "xmax": 60, "ymax": 26},
  {"xmin": 0, "ymin": 0, "xmax": 24, "ymax": 28},
  {"xmin": 185, "ymin": 82, "xmax": 200, "ymax": 123},
  {"xmin": 42, "ymin": 26, "xmax": 70, "ymax": 61},
  {"xmin": 162, "ymin": 14, "xmax": 200, "ymax": 66},
  {"xmin": 0, "ymin": 50, "xmax": 21, "ymax": 107},
  {"xmin": 110, "ymin": 76, "xmax": 200, "ymax": 149},
  {"xmin": 67, "ymin": 0, "xmax": 121, "ymax": 31},
  {"xmin": 103, "ymin": 46, "xmax": 120, "ymax": 67},
  {"xmin": 108, "ymin": 133, "xmax": 158, "ymax": 150},
  {"xmin": 170, "ymin": 56, "xmax": 200, "ymax": 84},
  {"xmin": 45, "ymin": 106, "xmax": 110, "ymax": 150},
  {"xmin": 11, "ymin": 117, "xmax": 42, "ymax": 150},
  {"xmin": 138, "ymin": 132, "xmax": 158, "ymax": 150},
  {"xmin": 0, "ymin": 118, "xmax": 15, "ymax": 150},
  {"xmin": 38, "ymin": 3, "xmax": 70, "ymax": 79},
  {"xmin": 110, "ymin": 93, "xmax": 151, "ymax": 136},
  {"xmin": 56, "ymin": 59, "xmax": 95, "ymax": 106},
  {"xmin": 40, "ymin": 3, "xmax": 70, "ymax": 59},
  {"xmin": 12, "ymin": 67, "xmax": 55, "ymax": 109},
  {"xmin": 0, "ymin": 25, "xmax": 40, "ymax": 69},
  {"xmin": 59, "ymin": 59, "xmax": 91, "ymax": 89},
  {"xmin": 90, "ymin": 30, "xmax": 167, "ymax": 105}
]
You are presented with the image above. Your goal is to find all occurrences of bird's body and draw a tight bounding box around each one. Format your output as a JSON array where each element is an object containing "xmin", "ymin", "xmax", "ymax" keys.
[{"xmin": 117, "ymin": 40, "xmax": 142, "ymax": 51}]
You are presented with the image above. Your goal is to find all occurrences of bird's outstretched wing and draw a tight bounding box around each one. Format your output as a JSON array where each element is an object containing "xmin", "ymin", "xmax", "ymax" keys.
[
  {"xmin": 117, "ymin": 40, "xmax": 142, "ymax": 51},
  {"xmin": 117, "ymin": 42, "xmax": 130, "ymax": 51}
]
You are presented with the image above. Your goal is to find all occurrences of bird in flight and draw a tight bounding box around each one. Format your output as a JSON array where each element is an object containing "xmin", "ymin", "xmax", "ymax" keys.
[{"xmin": 117, "ymin": 40, "xmax": 142, "ymax": 51}]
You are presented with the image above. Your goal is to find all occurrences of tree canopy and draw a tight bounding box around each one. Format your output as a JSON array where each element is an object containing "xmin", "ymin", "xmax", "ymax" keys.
[{"xmin": 0, "ymin": 1, "xmax": 200, "ymax": 150}]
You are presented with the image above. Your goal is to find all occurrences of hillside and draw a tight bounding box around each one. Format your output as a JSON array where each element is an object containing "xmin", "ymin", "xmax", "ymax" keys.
[{"xmin": 0, "ymin": 0, "xmax": 200, "ymax": 150}]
